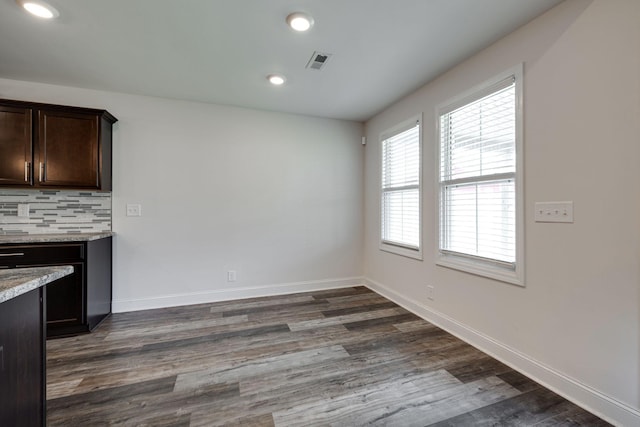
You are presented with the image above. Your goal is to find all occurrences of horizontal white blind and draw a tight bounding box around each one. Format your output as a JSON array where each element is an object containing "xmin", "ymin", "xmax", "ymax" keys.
[
  {"xmin": 439, "ymin": 78, "xmax": 516, "ymax": 265},
  {"xmin": 382, "ymin": 122, "xmax": 420, "ymax": 249}
]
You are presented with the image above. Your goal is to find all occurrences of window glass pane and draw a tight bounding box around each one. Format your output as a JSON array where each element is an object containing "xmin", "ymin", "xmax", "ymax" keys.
[
  {"xmin": 382, "ymin": 188, "xmax": 419, "ymax": 248},
  {"xmin": 382, "ymin": 125, "xmax": 420, "ymax": 188},
  {"xmin": 441, "ymin": 180, "xmax": 515, "ymax": 263},
  {"xmin": 440, "ymin": 85, "xmax": 515, "ymax": 181}
]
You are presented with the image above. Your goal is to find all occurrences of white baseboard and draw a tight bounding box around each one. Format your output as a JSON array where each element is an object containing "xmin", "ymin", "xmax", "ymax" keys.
[
  {"xmin": 364, "ymin": 277, "xmax": 640, "ymax": 427},
  {"xmin": 112, "ymin": 276, "xmax": 365, "ymax": 313}
]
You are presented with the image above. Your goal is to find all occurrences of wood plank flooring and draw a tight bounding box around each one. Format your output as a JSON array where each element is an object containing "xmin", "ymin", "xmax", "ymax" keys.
[{"xmin": 46, "ymin": 287, "xmax": 610, "ymax": 426}]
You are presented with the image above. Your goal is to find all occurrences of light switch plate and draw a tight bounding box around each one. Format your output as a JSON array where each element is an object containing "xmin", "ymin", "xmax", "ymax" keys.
[
  {"xmin": 126, "ymin": 204, "xmax": 142, "ymax": 217},
  {"xmin": 534, "ymin": 201, "xmax": 573, "ymax": 223},
  {"xmin": 17, "ymin": 204, "xmax": 29, "ymax": 218}
]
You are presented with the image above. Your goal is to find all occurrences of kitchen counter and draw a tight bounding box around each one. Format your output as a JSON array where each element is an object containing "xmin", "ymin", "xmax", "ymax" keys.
[
  {"xmin": 0, "ymin": 231, "xmax": 114, "ymax": 244},
  {"xmin": 0, "ymin": 266, "xmax": 74, "ymax": 303}
]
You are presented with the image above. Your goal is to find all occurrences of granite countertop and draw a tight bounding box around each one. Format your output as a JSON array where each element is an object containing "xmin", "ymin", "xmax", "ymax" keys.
[
  {"xmin": 0, "ymin": 232, "xmax": 114, "ymax": 244},
  {"xmin": 0, "ymin": 266, "xmax": 74, "ymax": 304}
]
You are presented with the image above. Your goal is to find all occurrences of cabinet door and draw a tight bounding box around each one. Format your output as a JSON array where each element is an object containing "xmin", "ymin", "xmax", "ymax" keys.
[
  {"xmin": 0, "ymin": 104, "xmax": 32, "ymax": 186},
  {"xmin": 0, "ymin": 288, "xmax": 45, "ymax": 427},
  {"xmin": 36, "ymin": 109, "xmax": 100, "ymax": 189},
  {"xmin": 44, "ymin": 262, "xmax": 85, "ymax": 336}
]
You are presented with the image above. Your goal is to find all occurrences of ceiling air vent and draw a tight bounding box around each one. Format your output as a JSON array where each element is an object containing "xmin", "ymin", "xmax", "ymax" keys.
[{"xmin": 306, "ymin": 51, "xmax": 332, "ymax": 71}]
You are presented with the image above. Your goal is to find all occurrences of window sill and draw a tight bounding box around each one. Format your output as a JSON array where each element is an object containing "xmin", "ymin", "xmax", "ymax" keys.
[
  {"xmin": 436, "ymin": 253, "xmax": 524, "ymax": 287},
  {"xmin": 380, "ymin": 242, "xmax": 423, "ymax": 261}
]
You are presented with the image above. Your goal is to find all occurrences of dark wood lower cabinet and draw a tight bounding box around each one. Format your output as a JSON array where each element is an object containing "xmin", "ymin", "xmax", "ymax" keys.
[
  {"xmin": 0, "ymin": 237, "xmax": 112, "ymax": 338},
  {"xmin": 86, "ymin": 238, "xmax": 112, "ymax": 331},
  {"xmin": 0, "ymin": 287, "xmax": 46, "ymax": 427}
]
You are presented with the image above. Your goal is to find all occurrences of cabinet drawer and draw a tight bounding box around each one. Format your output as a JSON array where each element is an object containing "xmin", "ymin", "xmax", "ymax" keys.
[{"xmin": 0, "ymin": 244, "xmax": 84, "ymax": 266}]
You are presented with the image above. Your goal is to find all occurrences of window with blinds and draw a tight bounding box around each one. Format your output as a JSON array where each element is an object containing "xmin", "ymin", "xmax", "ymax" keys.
[
  {"xmin": 438, "ymin": 67, "xmax": 523, "ymax": 283},
  {"xmin": 380, "ymin": 116, "xmax": 421, "ymax": 258}
]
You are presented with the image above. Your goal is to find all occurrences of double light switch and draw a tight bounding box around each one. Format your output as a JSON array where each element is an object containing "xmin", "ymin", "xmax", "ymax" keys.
[{"xmin": 126, "ymin": 204, "xmax": 142, "ymax": 217}]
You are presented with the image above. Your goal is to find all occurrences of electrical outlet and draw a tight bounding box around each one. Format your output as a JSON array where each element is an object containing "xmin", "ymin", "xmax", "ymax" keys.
[
  {"xmin": 427, "ymin": 285, "xmax": 435, "ymax": 301},
  {"xmin": 17, "ymin": 204, "xmax": 30, "ymax": 217},
  {"xmin": 227, "ymin": 270, "xmax": 237, "ymax": 282},
  {"xmin": 126, "ymin": 204, "xmax": 142, "ymax": 217}
]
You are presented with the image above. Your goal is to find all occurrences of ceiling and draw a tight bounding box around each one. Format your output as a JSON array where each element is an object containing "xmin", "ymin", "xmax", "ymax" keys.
[{"xmin": 0, "ymin": 0, "xmax": 563, "ymax": 122}]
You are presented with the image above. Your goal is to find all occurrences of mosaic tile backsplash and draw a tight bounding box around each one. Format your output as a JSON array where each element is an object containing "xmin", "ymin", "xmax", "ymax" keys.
[{"xmin": 0, "ymin": 190, "xmax": 111, "ymax": 235}]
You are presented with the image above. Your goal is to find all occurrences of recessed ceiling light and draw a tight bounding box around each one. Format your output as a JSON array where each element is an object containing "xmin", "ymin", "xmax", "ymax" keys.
[
  {"xmin": 16, "ymin": 0, "xmax": 59, "ymax": 19},
  {"xmin": 267, "ymin": 74, "xmax": 286, "ymax": 86},
  {"xmin": 286, "ymin": 12, "xmax": 314, "ymax": 32}
]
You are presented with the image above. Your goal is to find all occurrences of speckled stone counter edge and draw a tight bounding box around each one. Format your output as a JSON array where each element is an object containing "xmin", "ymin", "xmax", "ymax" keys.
[
  {"xmin": 0, "ymin": 266, "xmax": 74, "ymax": 303},
  {"xmin": 0, "ymin": 232, "xmax": 114, "ymax": 244}
]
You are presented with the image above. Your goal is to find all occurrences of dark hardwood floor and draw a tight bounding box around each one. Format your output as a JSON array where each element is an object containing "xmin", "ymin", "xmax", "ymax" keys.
[{"xmin": 46, "ymin": 287, "xmax": 610, "ymax": 426}]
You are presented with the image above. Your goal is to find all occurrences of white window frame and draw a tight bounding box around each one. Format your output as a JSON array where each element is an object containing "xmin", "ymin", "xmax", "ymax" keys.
[
  {"xmin": 379, "ymin": 114, "xmax": 423, "ymax": 260},
  {"xmin": 435, "ymin": 65, "xmax": 524, "ymax": 285}
]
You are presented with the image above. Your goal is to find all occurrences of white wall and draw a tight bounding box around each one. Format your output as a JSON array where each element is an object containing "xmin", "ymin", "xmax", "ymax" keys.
[
  {"xmin": 0, "ymin": 78, "xmax": 364, "ymax": 310},
  {"xmin": 364, "ymin": 0, "xmax": 639, "ymax": 425}
]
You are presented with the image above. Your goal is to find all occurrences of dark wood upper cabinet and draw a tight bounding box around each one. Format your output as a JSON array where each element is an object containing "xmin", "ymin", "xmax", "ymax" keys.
[
  {"xmin": 0, "ymin": 99, "xmax": 117, "ymax": 190},
  {"xmin": 0, "ymin": 104, "xmax": 33, "ymax": 186},
  {"xmin": 37, "ymin": 110, "xmax": 100, "ymax": 188}
]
